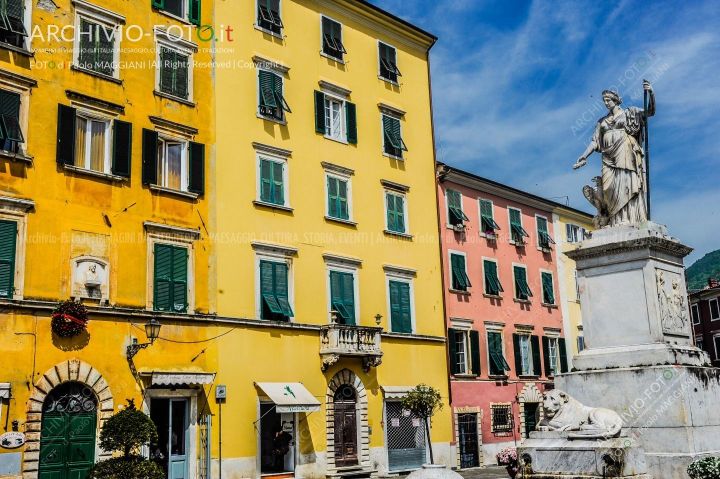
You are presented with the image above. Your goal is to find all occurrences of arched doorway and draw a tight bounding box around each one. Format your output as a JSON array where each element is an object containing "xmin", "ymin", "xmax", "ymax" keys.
[
  {"xmin": 333, "ymin": 384, "xmax": 358, "ymax": 468},
  {"xmin": 38, "ymin": 382, "xmax": 98, "ymax": 478}
]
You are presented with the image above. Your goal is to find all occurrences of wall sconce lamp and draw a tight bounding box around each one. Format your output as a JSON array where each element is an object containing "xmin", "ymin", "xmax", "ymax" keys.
[
  {"xmin": 375, "ymin": 314, "xmax": 383, "ymax": 326},
  {"xmin": 126, "ymin": 317, "xmax": 162, "ymax": 360}
]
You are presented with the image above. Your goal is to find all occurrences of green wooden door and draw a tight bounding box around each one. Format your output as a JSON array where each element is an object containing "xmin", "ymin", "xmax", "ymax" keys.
[{"xmin": 39, "ymin": 383, "xmax": 98, "ymax": 479}]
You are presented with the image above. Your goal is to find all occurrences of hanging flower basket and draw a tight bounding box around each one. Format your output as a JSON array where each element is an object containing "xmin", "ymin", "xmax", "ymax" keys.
[{"xmin": 51, "ymin": 300, "xmax": 89, "ymax": 338}]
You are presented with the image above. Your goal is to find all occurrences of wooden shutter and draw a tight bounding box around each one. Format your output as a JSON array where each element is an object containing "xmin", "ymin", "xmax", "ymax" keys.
[
  {"xmin": 188, "ymin": 141, "xmax": 205, "ymax": 195},
  {"xmin": 448, "ymin": 328, "xmax": 459, "ymax": 375},
  {"xmin": 260, "ymin": 159, "xmax": 272, "ymax": 203},
  {"xmin": 152, "ymin": 0, "xmax": 165, "ymax": 8},
  {"xmin": 470, "ymin": 330, "xmax": 481, "ymax": 376},
  {"xmin": 386, "ymin": 193, "xmax": 395, "ymax": 231},
  {"xmin": 159, "ymin": 47, "xmax": 173, "ymax": 94},
  {"xmin": 531, "ymin": 335, "xmax": 541, "ymax": 376},
  {"xmin": 0, "ymin": 90, "xmax": 21, "ymax": 141},
  {"xmin": 274, "ymin": 262, "xmax": 292, "ymax": 317},
  {"xmin": 488, "ymin": 332, "xmax": 504, "ymax": 376},
  {"xmin": 0, "ymin": 220, "xmax": 17, "ymax": 298},
  {"xmin": 56, "ymin": 104, "xmax": 77, "ymax": 166},
  {"xmin": 389, "ymin": 281, "xmax": 411, "ymax": 333},
  {"xmin": 327, "ymin": 176, "xmax": 338, "ymax": 218},
  {"xmin": 337, "ymin": 180, "xmax": 348, "ymax": 219},
  {"xmin": 542, "ymin": 336, "xmax": 551, "ymax": 377},
  {"xmin": 514, "ymin": 267, "xmax": 524, "ymax": 299},
  {"xmin": 393, "ymin": 195, "xmax": 405, "ymax": 232},
  {"xmin": 314, "ymin": 91, "xmax": 325, "ymax": 133},
  {"xmin": 559, "ymin": 338, "xmax": 569, "ymax": 373},
  {"xmin": 512, "ymin": 334, "xmax": 522, "ymax": 376},
  {"xmin": 346, "ymin": 101, "xmax": 357, "ymax": 144},
  {"xmin": 141, "ymin": 129, "xmax": 158, "ymax": 185},
  {"xmin": 510, "ymin": 209, "xmax": 521, "ymax": 226},
  {"xmin": 189, "ymin": 0, "xmax": 201, "ymax": 25},
  {"xmin": 171, "ymin": 246, "xmax": 188, "ymax": 313},
  {"xmin": 111, "ymin": 120, "xmax": 132, "ymax": 178},
  {"xmin": 341, "ymin": 272, "xmax": 355, "ymax": 325},
  {"xmin": 542, "ymin": 272, "xmax": 554, "ymax": 304},
  {"xmin": 389, "ymin": 281, "xmax": 400, "ymax": 332},
  {"xmin": 175, "ymin": 52, "xmax": 189, "ymax": 99},
  {"xmin": 272, "ymin": 161, "xmax": 284, "ymax": 204},
  {"xmin": 97, "ymin": 24, "xmax": 115, "ymax": 76},
  {"xmin": 78, "ymin": 20, "xmax": 94, "ymax": 70},
  {"xmin": 154, "ymin": 244, "xmax": 173, "ymax": 311}
]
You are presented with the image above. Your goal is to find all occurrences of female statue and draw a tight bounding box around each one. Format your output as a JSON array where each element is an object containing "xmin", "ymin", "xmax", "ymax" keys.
[{"xmin": 573, "ymin": 81, "xmax": 654, "ymax": 227}]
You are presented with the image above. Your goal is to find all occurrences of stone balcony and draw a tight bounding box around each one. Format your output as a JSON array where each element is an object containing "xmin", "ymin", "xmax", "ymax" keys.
[{"xmin": 319, "ymin": 322, "xmax": 383, "ymax": 372}]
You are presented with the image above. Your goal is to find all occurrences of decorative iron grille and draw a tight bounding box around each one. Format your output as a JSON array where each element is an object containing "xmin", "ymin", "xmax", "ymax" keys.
[
  {"xmin": 386, "ymin": 401, "xmax": 426, "ymax": 472},
  {"xmin": 491, "ymin": 404, "xmax": 513, "ymax": 434}
]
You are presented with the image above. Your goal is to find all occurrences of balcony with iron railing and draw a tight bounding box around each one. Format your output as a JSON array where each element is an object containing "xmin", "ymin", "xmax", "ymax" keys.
[{"xmin": 320, "ymin": 312, "xmax": 383, "ymax": 372}]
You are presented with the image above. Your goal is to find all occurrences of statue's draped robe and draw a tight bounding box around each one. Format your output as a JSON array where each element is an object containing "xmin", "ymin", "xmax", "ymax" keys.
[{"xmin": 592, "ymin": 107, "xmax": 648, "ymax": 226}]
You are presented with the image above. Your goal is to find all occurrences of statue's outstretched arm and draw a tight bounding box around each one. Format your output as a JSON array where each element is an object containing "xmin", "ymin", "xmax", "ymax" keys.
[{"xmin": 573, "ymin": 138, "xmax": 598, "ymax": 169}]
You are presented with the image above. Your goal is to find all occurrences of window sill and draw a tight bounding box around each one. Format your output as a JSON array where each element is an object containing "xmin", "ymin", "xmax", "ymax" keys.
[
  {"xmin": 154, "ymin": 8, "xmax": 193, "ymax": 25},
  {"xmin": 383, "ymin": 152, "xmax": 404, "ymax": 161},
  {"xmin": 483, "ymin": 293, "xmax": 503, "ymax": 300},
  {"xmin": 254, "ymin": 24, "xmax": 284, "ymax": 39},
  {"xmin": 154, "ymin": 90, "xmax": 196, "ymax": 107},
  {"xmin": 149, "ymin": 184, "xmax": 199, "ymax": 199},
  {"xmin": 539, "ymin": 247, "xmax": 552, "ymax": 253},
  {"xmin": 518, "ymin": 375, "xmax": 540, "ymax": 380},
  {"xmin": 514, "ymin": 298, "xmax": 532, "ymax": 304},
  {"xmin": 510, "ymin": 240, "xmax": 527, "ymax": 247},
  {"xmin": 320, "ymin": 51, "xmax": 345, "ymax": 64},
  {"xmin": 0, "ymin": 42, "xmax": 33, "ymax": 57},
  {"xmin": 541, "ymin": 303, "xmax": 559, "ymax": 309},
  {"xmin": 71, "ymin": 64, "xmax": 122, "ymax": 84},
  {"xmin": 325, "ymin": 216, "xmax": 356, "ymax": 227},
  {"xmin": 449, "ymin": 289, "xmax": 470, "ymax": 296},
  {"xmin": 253, "ymin": 200, "xmax": 293, "ymax": 213},
  {"xmin": 257, "ymin": 113, "xmax": 287, "ymax": 125},
  {"xmin": 384, "ymin": 229, "xmax": 413, "ymax": 239},
  {"xmin": 447, "ymin": 224, "xmax": 466, "ymax": 232},
  {"xmin": 452, "ymin": 373, "xmax": 476, "ymax": 379},
  {"xmin": 0, "ymin": 149, "xmax": 32, "ymax": 163},
  {"xmin": 480, "ymin": 232, "xmax": 498, "ymax": 240},
  {"xmin": 324, "ymin": 134, "xmax": 349, "ymax": 145},
  {"xmin": 378, "ymin": 75, "xmax": 399, "ymax": 86},
  {"xmin": 488, "ymin": 374, "xmax": 509, "ymax": 380},
  {"xmin": 64, "ymin": 165, "xmax": 127, "ymax": 182}
]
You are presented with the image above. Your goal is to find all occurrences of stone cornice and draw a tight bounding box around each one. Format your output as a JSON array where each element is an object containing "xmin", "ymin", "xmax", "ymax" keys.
[
  {"xmin": 253, "ymin": 142, "xmax": 292, "ymax": 158},
  {"xmin": 319, "ymin": 80, "xmax": 351, "ymax": 98},
  {"xmin": 149, "ymin": 116, "xmax": 198, "ymax": 136},
  {"xmin": 252, "ymin": 55, "xmax": 290, "ymax": 75},
  {"xmin": 0, "ymin": 68, "xmax": 37, "ymax": 89},
  {"xmin": 321, "ymin": 162, "xmax": 354, "ymax": 177},
  {"xmin": 566, "ymin": 236, "xmax": 693, "ymax": 261},
  {"xmin": 144, "ymin": 221, "xmax": 201, "ymax": 240},
  {"xmin": 66, "ymin": 90, "xmax": 125, "ymax": 114},
  {"xmin": 380, "ymin": 179, "xmax": 409, "ymax": 192},
  {"xmin": 0, "ymin": 195, "xmax": 34, "ymax": 213},
  {"xmin": 251, "ymin": 241, "xmax": 298, "ymax": 257}
]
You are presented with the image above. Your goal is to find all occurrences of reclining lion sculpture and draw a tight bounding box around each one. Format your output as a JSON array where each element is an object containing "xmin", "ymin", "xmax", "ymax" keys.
[{"xmin": 537, "ymin": 390, "xmax": 623, "ymax": 439}]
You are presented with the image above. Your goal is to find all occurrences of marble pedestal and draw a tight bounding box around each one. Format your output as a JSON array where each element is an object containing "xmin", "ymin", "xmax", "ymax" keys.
[{"xmin": 518, "ymin": 431, "xmax": 651, "ymax": 478}]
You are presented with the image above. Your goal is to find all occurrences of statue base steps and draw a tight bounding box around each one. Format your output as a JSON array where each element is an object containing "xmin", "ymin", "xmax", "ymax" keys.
[{"xmin": 518, "ymin": 431, "xmax": 651, "ymax": 478}]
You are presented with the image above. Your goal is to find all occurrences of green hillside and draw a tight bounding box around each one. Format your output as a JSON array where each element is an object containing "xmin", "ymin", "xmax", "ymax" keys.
[{"xmin": 687, "ymin": 249, "xmax": 720, "ymax": 291}]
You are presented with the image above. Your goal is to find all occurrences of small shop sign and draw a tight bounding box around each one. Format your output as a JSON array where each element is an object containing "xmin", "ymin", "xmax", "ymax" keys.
[{"xmin": 0, "ymin": 432, "xmax": 25, "ymax": 449}]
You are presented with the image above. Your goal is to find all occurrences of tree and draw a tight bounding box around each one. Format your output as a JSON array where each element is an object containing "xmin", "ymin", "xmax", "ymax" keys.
[
  {"xmin": 401, "ymin": 384, "xmax": 443, "ymax": 465},
  {"xmin": 89, "ymin": 399, "xmax": 164, "ymax": 479}
]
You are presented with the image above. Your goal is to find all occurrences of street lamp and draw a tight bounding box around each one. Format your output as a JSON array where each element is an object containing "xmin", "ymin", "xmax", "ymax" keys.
[{"xmin": 126, "ymin": 318, "xmax": 162, "ymax": 360}]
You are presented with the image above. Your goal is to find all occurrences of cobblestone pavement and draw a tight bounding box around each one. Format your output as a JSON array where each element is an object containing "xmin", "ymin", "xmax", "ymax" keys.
[{"xmin": 398, "ymin": 466, "xmax": 507, "ymax": 478}]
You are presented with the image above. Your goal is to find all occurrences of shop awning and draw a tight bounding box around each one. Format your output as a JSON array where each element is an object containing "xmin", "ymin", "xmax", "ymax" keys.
[
  {"xmin": 146, "ymin": 372, "xmax": 216, "ymax": 386},
  {"xmin": 382, "ymin": 386, "xmax": 413, "ymax": 399},
  {"xmin": 255, "ymin": 382, "xmax": 321, "ymax": 413}
]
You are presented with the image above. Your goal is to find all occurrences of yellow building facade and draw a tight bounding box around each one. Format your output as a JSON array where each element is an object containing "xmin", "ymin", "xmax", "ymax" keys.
[
  {"xmin": 211, "ymin": 1, "xmax": 452, "ymax": 478},
  {"xmin": 552, "ymin": 206, "xmax": 594, "ymax": 365}
]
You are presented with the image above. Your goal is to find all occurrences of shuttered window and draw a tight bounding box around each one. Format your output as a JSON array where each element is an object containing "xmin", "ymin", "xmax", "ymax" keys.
[
  {"xmin": 379, "ymin": 42, "xmax": 401, "ymax": 83},
  {"xmin": 322, "ymin": 16, "xmax": 346, "ymax": 60},
  {"xmin": 0, "ymin": 89, "xmax": 22, "ymax": 153},
  {"xmin": 509, "ymin": 208, "xmax": 529, "ymax": 244},
  {"xmin": 450, "ymin": 253, "xmax": 471, "ymax": 291},
  {"xmin": 327, "ymin": 176, "xmax": 349, "ymax": 220},
  {"xmin": 487, "ymin": 331, "xmax": 510, "ymax": 376},
  {"xmin": 542, "ymin": 336, "xmax": 559, "ymax": 377},
  {"xmin": 536, "ymin": 216, "xmax": 554, "ymax": 249},
  {"xmin": 260, "ymin": 260, "xmax": 293, "ymax": 321},
  {"xmin": 314, "ymin": 91, "xmax": 356, "ymax": 144},
  {"xmin": 389, "ymin": 280, "xmax": 411, "ymax": 333},
  {"xmin": 382, "ymin": 115, "xmax": 407, "ymax": 158},
  {"xmin": 479, "ymin": 199, "xmax": 499, "ymax": 233},
  {"xmin": 330, "ymin": 271, "xmax": 355, "ymax": 325},
  {"xmin": 159, "ymin": 47, "xmax": 189, "ymax": 100},
  {"xmin": 257, "ymin": 0, "xmax": 282, "ymax": 34},
  {"xmin": 541, "ymin": 271, "xmax": 555, "ymax": 305},
  {"xmin": 386, "ymin": 192, "xmax": 406, "ymax": 234},
  {"xmin": 259, "ymin": 70, "xmax": 290, "ymax": 121},
  {"xmin": 77, "ymin": 19, "xmax": 115, "ymax": 77},
  {"xmin": 447, "ymin": 189, "xmax": 468, "ymax": 226},
  {"xmin": 259, "ymin": 158, "xmax": 285, "ymax": 206},
  {"xmin": 153, "ymin": 243, "xmax": 188, "ymax": 313},
  {"xmin": 152, "ymin": 0, "xmax": 201, "ymax": 25},
  {"xmin": 513, "ymin": 266, "xmax": 532, "ymax": 300},
  {"xmin": 483, "ymin": 260, "xmax": 503, "ymax": 296},
  {"xmin": 0, "ymin": 220, "xmax": 17, "ymax": 298},
  {"xmin": 0, "ymin": 0, "xmax": 27, "ymax": 48},
  {"xmin": 559, "ymin": 337, "xmax": 569, "ymax": 373}
]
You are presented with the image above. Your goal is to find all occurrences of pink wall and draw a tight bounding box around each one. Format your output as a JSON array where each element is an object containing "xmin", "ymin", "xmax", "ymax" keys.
[{"xmin": 438, "ymin": 176, "xmax": 565, "ymax": 447}]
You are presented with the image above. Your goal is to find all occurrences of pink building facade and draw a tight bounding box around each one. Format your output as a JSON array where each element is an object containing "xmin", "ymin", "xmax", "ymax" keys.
[{"xmin": 436, "ymin": 164, "xmax": 568, "ymax": 467}]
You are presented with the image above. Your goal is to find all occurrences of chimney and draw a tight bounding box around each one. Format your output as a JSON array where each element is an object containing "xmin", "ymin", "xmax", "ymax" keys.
[{"xmin": 709, "ymin": 278, "xmax": 720, "ymax": 288}]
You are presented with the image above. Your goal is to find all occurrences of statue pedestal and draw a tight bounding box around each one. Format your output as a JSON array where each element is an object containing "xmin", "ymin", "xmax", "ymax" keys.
[
  {"xmin": 519, "ymin": 431, "xmax": 651, "ymax": 478},
  {"xmin": 553, "ymin": 222, "xmax": 720, "ymax": 478}
]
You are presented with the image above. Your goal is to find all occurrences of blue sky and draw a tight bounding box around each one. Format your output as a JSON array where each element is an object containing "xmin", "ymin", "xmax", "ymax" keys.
[{"xmin": 369, "ymin": 0, "xmax": 719, "ymax": 264}]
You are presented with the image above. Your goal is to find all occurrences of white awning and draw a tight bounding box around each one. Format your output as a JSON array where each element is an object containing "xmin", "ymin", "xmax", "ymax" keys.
[
  {"xmin": 256, "ymin": 382, "xmax": 321, "ymax": 413},
  {"xmin": 382, "ymin": 386, "xmax": 413, "ymax": 399},
  {"xmin": 0, "ymin": 383, "xmax": 9, "ymax": 399},
  {"xmin": 150, "ymin": 372, "xmax": 215, "ymax": 386}
]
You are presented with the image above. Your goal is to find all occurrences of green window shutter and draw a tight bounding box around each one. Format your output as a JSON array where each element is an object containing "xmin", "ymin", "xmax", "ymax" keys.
[
  {"xmin": 531, "ymin": 335, "xmax": 542, "ymax": 376},
  {"xmin": 488, "ymin": 332, "xmax": 509, "ymax": 376},
  {"xmin": 188, "ymin": 0, "xmax": 201, "ymax": 25},
  {"xmin": 386, "ymin": 193, "xmax": 405, "ymax": 233},
  {"xmin": 480, "ymin": 199, "xmax": 499, "ymax": 231},
  {"xmin": 96, "ymin": 24, "xmax": 115, "ymax": 76},
  {"xmin": 0, "ymin": 90, "xmax": 22, "ymax": 146},
  {"xmin": 389, "ymin": 281, "xmax": 411, "ymax": 333},
  {"xmin": 330, "ymin": 271, "xmax": 354, "ymax": 325},
  {"xmin": 512, "ymin": 334, "xmax": 522, "ymax": 376},
  {"xmin": 483, "ymin": 260, "xmax": 503, "ymax": 295},
  {"xmin": 346, "ymin": 101, "xmax": 357, "ymax": 144},
  {"xmin": 510, "ymin": 209, "xmax": 529, "ymax": 243},
  {"xmin": 469, "ymin": 330, "xmax": 481, "ymax": 376},
  {"xmin": 152, "ymin": 0, "xmax": 165, "ymax": 8},
  {"xmin": 272, "ymin": 161, "xmax": 284, "ymax": 204},
  {"xmin": 514, "ymin": 267, "xmax": 532, "ymax": 300},
  {"xmin": 159, "ymin": 47, "xmax": 174, "ymax": 95},
  {"xmin": 260, "ymin": 261, "xmax": 283, "ymax": 318},
  {"xmin": 450, "ymin": 253, "xmax": 470, "ymax": 291},
  {"xmin": 341, "ymin": 272, "xmax": 355, "ymax": 325},
  {"xmin": 314, "ymin": 91, "xmax": 325, "ymax": 134},
  {"xmin": 0, "ymin": 220, "xmax": 17, "ymax": 298},
  {"xmin": 273, "ymin": 262, "xmax": 293, "ymax": 318},
  {"xmin": 447, "ymin": 190, "xmax": 468, "ymax": 225},
  {"xmin": 509, "ymin": 208, "xmax": 521, "ymax": 226},
  {"xmin": 448, "ymin": 328, "xmax": 460, "ymax": 375},
  {"xmin": 383, "ymin": 115, "xmax": 404, "ymax": 157},
  {"xmin": 56, "ymin": 104, "xmax": 77, "ymax": 166},
  {"xmin": 559, "ymin": 338, "xmax": 569, "ymax": 373},
  {"xmin": 111, "ymin": 120, "xmax": 132, "ymax": 178},
  {"xmin": 188, "ymin": 141, "xmax": 205, "ymax": 195},
  {"xmin": 327, "ymin": 177, "xmax": 348, "ymax": 220},
  {"xmin": 337, "ymin": 179, "xmax": 348, "ymax": 219},
  {"xmin": 541, "ymin": 272, "xmax": 555, "ymax": 304},
  {"xmin": 537, "ymin": 217, "xmax": 554, "ymax": 248},
  {"xmin": 542, "ymin": 336, "xmax": 552, "ymax": 377},
  {"xmin": 171, "ymin": 246, "xmax": 188, "ymax": 313},
  {"xmin": 174, "ymin": 52, "xmax": 189, "ymax": 99},
  {"xmin": 386, "ymin": 193, "xmax": 395, "ymax": 231},
  {"xmin": 273, "ymin": 74, "xmax": 291, "ymax": 114},
  {"xmin": 141, "ymin": 129, "xmax": 158, "ymax": 185},
  {"xmin": 259, "ymin": 70, "xmax": 277, "ymax": 108},
  {"xmin": 260, "ymin": 159, "xmax": 283, "ymax": 205},
  {"xmin": 153, "ymin": 244, "xmax": 173, "ymax": 311}
]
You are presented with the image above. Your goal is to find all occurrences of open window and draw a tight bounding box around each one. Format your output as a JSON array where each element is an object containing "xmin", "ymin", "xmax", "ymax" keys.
[
  {"xmin": 513, "ymin": 265, "xmax": 532, "ymax": 301},
  {"xmin": 152, "ymin": 0, "xmax": 201, "ymax": 25},
  {"xmin": 479, "ymin": 199, "xmax": 500, "ymax": 236},
  {"xmin": 446, "ymin": 189, "xmax": 468, "ymax": 227},
  {"xmin": 450, "ymin": 252, "xmax": 471, "ymax": 292},
  {"xmin": 314, "ymin": 90, "xmax": 356, "ymax": 144},
  {"xmin": 378, "ymin": 42, "xmax": 401, "ymax": 83},
  {"xmin": 259, "ymin": 260, "xmax": 293, "ymax": 321},
  {"xmin": 322, "ymin": 16, "xmax": 346, "ymax": 60},
  {"xmin": 0, "ymin": 0, "xmax": 28, "ymax": 50},
  {"xmin": 142, "ymin": 129, "xmax": 205, "ymax": 195},
  {"xmin": 74, "ymin": 3, "xmax": 123, "ymax": 80},
  {"xmin": 487, "ymin": 331, "xmax": 511, "ymax": 376},
  {"xmin": 483, "ymin": 259, "xmax": 503, "ymax": 296},
  {"xmin": 509, "ymin": 208, "xmax": 529, "ymax": 245},
  {"xmin": 259, "ymin": 70, "xmax": 291, "ymax": 122},
  {"xmin": 257, "ymin": 0, "xmax": 283, "ymax": 35},
  {"xmin": 513, "ymin": 333, "xmax": 541, "ymax": 377},
  {"xmin": 382, "ymin": 114, "xmax": 407, "ymax": 158},
  {"xmin": 0, "ymin": 89, "xmax": 23, "ymax": 154},
  {"xmin": 536, "ymin": 216, "xmax": 555, "ymax": 251},
  {"xmin": 541, "ymin": 271, "xmax": 555, "ymax": 305}
]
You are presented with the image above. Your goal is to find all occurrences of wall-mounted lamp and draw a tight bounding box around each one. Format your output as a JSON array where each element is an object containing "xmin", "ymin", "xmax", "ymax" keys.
[
  {"xmin": 126, "ymin": 318, "xmax": 162, "ymax": 360},
  {"xmin": 375, "ymin": 314, "xmax": 383, "ymax": 326}
]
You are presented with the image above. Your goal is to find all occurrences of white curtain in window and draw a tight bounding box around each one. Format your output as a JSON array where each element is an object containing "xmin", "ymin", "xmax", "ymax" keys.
[
  {"xmin": 90, "ymin": 120, "xmax": 106, "ymax": 172},
  {"xmin": 75, "ymin": 117, "xmax": 88, "ymax": 167},
  {"xmin": 166, "ymin": 142, "xmax": 183, "ymax": 190}
]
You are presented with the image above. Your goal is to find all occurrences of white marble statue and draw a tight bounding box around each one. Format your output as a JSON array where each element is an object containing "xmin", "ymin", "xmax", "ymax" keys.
[
  {"xmin": 573, "ymin": 81, "xmax": 655, "ymax": 228},
  {"xmin": 537, "ymin": 390, "xmax": 623, "ymax": 439}
]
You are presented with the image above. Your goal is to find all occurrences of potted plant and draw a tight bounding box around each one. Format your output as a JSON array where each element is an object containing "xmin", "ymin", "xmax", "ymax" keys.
[
  {"xmin": 496, "ymin": 447, "xmax": 519, "ymax": 478},
  {"xmin": 89, "ymin": 400, "xmax": 164, "ymax": 479},
  {"xmin": 688, "ymin": 457, "xmax": 720, "ymax": 479}
]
